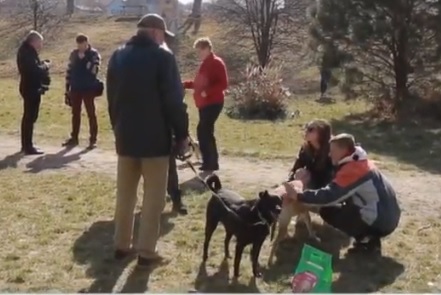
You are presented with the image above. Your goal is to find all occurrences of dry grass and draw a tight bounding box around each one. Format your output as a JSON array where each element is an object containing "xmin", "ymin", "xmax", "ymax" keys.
[
  {"xmin": 1, "ymin": 15, "xmax": 440, "ymax": 171},
  {"xmin": 0, "ymin": 169, "xmax": 439, "ymax": 292},
  {"xmin": 0, "ymin": 15, "xmax": 440, "ymax": 293}
]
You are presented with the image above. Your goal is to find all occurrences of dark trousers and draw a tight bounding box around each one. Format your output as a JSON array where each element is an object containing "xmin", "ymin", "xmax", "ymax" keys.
[
  {"xmin": 320, "ymin": 204, "xmax": 391, "ymax": 240},
  {"xmin": 320, "ymin": 69, "xmax": 331, "ymax": 95},
  {"xmin": 167, "ymin": 154, "xmax": 180, "ymax": 202},
  {"xmin": 197, "ymin": 103, "xmax": 223, "ymax": 171},
  {"xmin": 70, "ymin": 91, "xmax": 98, "ymax": 141},
  {"xmin": 20, "ymin": 91, "xmax": 41, "ymax": 150}
]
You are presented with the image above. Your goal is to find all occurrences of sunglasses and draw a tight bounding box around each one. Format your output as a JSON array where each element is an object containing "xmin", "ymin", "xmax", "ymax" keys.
[{"xmin": 305, "ymin": 126, "xmax": 316, "ymax": 133}]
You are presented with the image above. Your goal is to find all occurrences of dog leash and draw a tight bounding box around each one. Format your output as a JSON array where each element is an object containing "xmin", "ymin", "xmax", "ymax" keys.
[{"xmin": 178, "ymin": 153, "xmax": 270, "ymax": 229}]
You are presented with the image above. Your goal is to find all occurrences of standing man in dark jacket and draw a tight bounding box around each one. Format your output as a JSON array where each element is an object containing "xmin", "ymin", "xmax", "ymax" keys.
[
  {"xmin": 183, "ymin": 37, "xmax": 228, "ymax": 176},
  {"xmin": 107, "ymin": 14, "xmax": 190, "ymax": 268},
  {"xmin": 63, "ymin": 34, "xmax": 101, "ymax": 148},
  {"xmin": 16, "ymin": 30, "xmax": 50, "ymax": 155}
]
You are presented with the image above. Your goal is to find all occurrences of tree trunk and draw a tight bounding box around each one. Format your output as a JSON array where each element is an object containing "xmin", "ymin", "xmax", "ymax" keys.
[
  {"xmin": 181, "ymin": 0, "xmax": 203, "ymax": 34},
  {"xmin": 32, "ymin": 0, "xmax": 38, "ymax": 31},
  {"xmin": 393, "ymin": 26, "xmax": 410, "ymax": 110},
  {"xmin": 67, "ymin": 0, "xmax": 75, "ymax": 15}
]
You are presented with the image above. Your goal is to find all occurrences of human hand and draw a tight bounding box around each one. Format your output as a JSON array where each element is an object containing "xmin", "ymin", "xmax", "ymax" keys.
[
  {"xmin": 43, "ymin": 59, "xmax": 51, "ymax": 68},
  {"xmin": 175, "ymin": 137, "xmax": 191, "ymax": 160},
  {"xmin": 64, "ymin": 92, "xmax": 71, "ymax": 107}
]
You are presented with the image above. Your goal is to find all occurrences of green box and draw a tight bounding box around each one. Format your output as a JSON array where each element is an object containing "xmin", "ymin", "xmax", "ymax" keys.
[{"xmin": 291, "ymin": 244, "xmax": 333, "ymax": 293}]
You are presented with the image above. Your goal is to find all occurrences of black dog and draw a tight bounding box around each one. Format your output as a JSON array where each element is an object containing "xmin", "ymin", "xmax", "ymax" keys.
[{"xmin": 202, "ymin": 174, "xmax": 282, "ymax": 278}]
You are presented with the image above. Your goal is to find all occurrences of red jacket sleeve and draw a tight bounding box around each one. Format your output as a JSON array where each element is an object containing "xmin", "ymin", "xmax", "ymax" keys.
[
  {"xmin": 183, "ymin": 80, "xmax": 194, "ymax": 89},
  {"xmin": 207, "ymin": 59, "xmax": 228, "ymax": 97}
]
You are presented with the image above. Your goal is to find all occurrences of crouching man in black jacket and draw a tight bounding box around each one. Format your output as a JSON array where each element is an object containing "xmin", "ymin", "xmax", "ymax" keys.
[
  {"xmin": 107, "ymin": 14, "xmax": 190, "ymax": 268},
  {"xmin": 16, "ymin": 30, "xmax": 51, "ymax": 155}
]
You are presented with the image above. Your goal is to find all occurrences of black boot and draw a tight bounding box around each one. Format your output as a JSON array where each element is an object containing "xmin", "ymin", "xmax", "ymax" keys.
[
  {"xmin": 171, "ymin": 191, "xmax": 188, "ymax": 215},
  {"xmin": 349, "ymin": 236, "xmax": 382, "ymax": 255}
]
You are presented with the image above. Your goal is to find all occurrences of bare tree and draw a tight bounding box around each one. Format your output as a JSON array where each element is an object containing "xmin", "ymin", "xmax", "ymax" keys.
[
  {"xmin": 179, "ymin": 0, "xmax": 203, "ymax": 35},
  {"xmin": 212, "ymin": 0, "xmax": 309, "ymax": 68}
]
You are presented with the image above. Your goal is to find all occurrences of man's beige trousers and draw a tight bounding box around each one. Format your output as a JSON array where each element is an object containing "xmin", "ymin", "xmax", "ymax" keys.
[{"xmin": 114, "ymin": 155, "xmax": 169, "ymax": 259}]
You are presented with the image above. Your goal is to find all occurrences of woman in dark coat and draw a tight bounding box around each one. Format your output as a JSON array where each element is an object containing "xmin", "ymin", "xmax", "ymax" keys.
[{"xmin": 288, "ymin": 119, "xmax": 334, "ymax": 189}]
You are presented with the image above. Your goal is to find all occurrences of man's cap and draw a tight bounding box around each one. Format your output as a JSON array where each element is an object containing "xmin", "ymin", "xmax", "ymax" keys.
[{"xmin": 137, "ymin": 13, "xmax": 174, "ymax": 38}]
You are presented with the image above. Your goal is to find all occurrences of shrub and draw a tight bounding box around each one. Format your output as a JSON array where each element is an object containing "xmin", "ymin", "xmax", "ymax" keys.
[{"xmin": 225, "ymin": 63, "xmax": 291, "ymax": 120}]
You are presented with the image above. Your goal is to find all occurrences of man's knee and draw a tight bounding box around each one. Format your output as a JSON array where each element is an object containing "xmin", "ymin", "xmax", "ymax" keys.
[
  {"xmin": 319, "ymin": 207, "xmax": 344, "ymax": 229},
  {"xmin": 142, "ymin": 157, "xmax": 169, "ymax": 197}
]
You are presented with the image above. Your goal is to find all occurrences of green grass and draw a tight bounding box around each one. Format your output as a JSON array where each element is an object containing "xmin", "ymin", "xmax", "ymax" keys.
[
  {"xmin": 0, "ymin": 169, "xmax": 439, "ymax": 292},
  {"xmin": 0, "ymin": 14, "xmax": 441, "ymax": 294},
  {"xmin": 0, "ymin": 78, "xmax": 369, "ymax": 157},
  {"xmin": 2, "ymin": 76, "xmax": 441, "ymax": 173}
]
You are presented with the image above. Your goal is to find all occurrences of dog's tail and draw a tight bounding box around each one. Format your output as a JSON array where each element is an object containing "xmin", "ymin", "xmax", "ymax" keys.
[{"xmin": 205, "ymin": 174, "xmax": 222, "ymax": 193}]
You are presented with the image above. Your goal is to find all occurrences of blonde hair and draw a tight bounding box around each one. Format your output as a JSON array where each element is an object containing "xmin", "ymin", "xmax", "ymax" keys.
[{"xmin": 193, "ymin": 37, "xmax": 212, "ymax": 50}]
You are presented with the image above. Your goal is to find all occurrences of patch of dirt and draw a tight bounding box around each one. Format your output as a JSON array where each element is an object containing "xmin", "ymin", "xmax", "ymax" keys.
[{"xmin": 1, "ymin": 136, "xmax": 440, "ymax": 217}]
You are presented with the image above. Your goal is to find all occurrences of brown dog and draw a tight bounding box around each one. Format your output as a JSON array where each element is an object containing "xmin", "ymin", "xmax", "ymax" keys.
[{"xmin": 267, "ymin": 177, "xmax": 319, "ymax": 265}]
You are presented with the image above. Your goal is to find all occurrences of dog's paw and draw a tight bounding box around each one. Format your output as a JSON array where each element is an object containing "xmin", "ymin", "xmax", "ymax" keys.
[{"xmin": 253, "ymin": 270, "xmax": 263, "ymax": 278}]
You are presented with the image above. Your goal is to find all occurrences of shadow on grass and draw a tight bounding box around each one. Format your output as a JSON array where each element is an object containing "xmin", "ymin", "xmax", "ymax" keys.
[
  {"xmin": 181, "ymin": 176, "xmax": 207, "ymax": 194},
  {"xmin": 332, "ymin": 252, "xmax": 404, "ymax": 292},
  {"xmin": 72, "ymin": 212, "xmax": 175, "ymax": 293},
  {"xmin": 0, "ymin": 151, "xmax": 23, "ymax": 170},
  {"xmin": 24, "ymin": 146, "xmax": 91, "ymax": 173},
  {"xmin": 194, "ymin": 259, "xmax": 261, "ymax": 293},
  {"xmin": 264, "ymin": 221, "xmax": 404, "ymax": 292},
  {"xmin": 331, "ymin": 113, "xmax": 441, "ymax": 173},
  {"xmin": 264, "ymin": 222, "xmax": 350, "ymax": 283}
]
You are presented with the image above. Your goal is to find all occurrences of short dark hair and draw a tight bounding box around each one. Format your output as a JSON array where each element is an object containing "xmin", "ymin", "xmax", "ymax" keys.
[
  {"xmin": 76, "ymin": 34, "xmax": 88, "ymax": 43},
  {"xmin": 330, "ymin": 133, "xmax": 356, "ymax": 153}
]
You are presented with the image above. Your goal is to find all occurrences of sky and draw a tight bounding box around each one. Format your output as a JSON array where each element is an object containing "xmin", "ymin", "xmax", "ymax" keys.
[{"xmin": 179, "ymin": 0, "xmax": 210, "ymax": 3}]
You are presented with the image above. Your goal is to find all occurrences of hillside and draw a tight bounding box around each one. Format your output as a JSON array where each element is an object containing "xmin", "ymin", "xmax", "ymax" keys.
[{"xmin": 0, "ymin": 14, "xmax": 313, "ymax": 88}]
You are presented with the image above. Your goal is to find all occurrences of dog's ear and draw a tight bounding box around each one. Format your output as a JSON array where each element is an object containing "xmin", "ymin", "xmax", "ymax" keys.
[{"xmin": 259, "ymin": 190, "xmax": 269, "ymax": 199}]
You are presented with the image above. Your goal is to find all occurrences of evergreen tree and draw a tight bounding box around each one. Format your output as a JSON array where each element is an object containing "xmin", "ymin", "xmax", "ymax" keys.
[{"xmin": 309, "ymin": 0, "xmax": 441, "ymax": 111}]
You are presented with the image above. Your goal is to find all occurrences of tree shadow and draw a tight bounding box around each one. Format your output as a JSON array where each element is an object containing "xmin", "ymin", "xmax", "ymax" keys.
[
  {"xmin": 72, "ymin": 212, "xmax": 175, "ymax": 293},
  {"xmin": 181, "ymin": 176, "xmax": 207, "ymax": 194},
  {"xmin": 263, "ymin": 221, "xmax": 351, "ymax": 283},
  {"xmin": 289, "ymin": 79, "xmax": 320, "ymax": 96},
  {"xmin": 194, "ymin": 259, "xmax": 261, "ymax": 293},
  {"xmin": 24, "ymin": 146, "xmax": 91, "ymax": 173},
  {"xmin": 331, "ymin": 113, "xmax": 441, "ymax": 173},
  {"xmin": 0, "ymin": 151, "xmax": 24, "ymax": 170},
  {"xmin": 264, "ymin": 220, "xmax": 404, "ymax": 292},
  {"xmin": 332, "ymin": 252, "xmax": 405, "ymax": 292},
  {"xmin": 315, "ymin": 96, "xmax": 336, "ymax": 105}
]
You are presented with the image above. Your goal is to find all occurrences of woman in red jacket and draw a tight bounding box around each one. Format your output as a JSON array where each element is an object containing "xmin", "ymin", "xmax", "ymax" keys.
[{"xmin": 183, "ymin": 37, "xmax": 228, "ymax": 174}]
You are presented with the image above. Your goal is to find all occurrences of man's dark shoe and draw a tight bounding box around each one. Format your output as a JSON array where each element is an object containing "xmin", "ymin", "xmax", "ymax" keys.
[
  {"xmin": 88, "ymin": 138, "xmax": 97, "ymax": 149},
  {"xmin": 22, "ymin": 147, "xmax": 44, "ymax": 155},
  {"xmin": 172, "ymin": 200, "xmax": 188, "ymax": 215},
  {"xmin": 62, "ymin": 137, "xmax": 78, "ymax": 147},
  {"xmin": 136, "ymin": 255, "xmax": 169, "ymax": 270},
  {"xmin": 348, "ymin": 236, "xmax": 382, "ymax": 255},
  {"xmin": 114, "ymin": 249, "xmax": 132, "ymax": 260}
]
